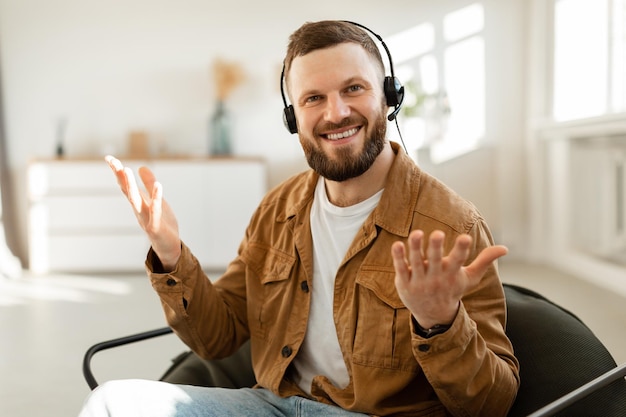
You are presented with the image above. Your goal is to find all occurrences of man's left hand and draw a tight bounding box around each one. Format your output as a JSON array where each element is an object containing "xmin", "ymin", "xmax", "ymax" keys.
[{"xmin": 391, "ymin": 230, "xmax": 508, "ymax": 330}]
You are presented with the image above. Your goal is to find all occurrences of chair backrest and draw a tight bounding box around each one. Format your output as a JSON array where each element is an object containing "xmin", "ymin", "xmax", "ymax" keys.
[{"xmin": 504, "ymin": 283, "xmax": 626, "ymax": 416}]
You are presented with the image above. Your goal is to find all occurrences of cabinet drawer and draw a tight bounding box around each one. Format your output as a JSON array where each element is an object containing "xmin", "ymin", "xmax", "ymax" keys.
[
  {"xmin": 34, "ymin": 196, "xmax": 137, "ymax": 230},
  {"xmin": 28, "ymin": 160, "xmax": 144, "ymax": 197},
  {"xmin": 41, "ymin": 234, "xmax": 150, "ymax": 273}
]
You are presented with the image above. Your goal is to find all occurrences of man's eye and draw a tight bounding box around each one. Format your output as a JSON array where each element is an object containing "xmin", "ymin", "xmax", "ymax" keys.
[
  {"xmin": 347, "ymin": 85, "xmax": 362, "ymax": 93},
  {"xmin": 306, "ymin": 95, "xmax": 321, "ymax": 103}
]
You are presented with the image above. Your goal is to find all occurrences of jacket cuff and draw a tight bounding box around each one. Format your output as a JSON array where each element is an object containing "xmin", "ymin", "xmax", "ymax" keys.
[
  {"xmin": 146, "ymin": 242, "xmax": 199, "ymax": 290},
  {"xmin": 411, "ymin": 302, "xmax": 475, "ymax": 355}
]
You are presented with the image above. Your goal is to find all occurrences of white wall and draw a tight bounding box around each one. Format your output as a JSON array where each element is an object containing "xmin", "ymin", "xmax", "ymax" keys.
[{"xmin": 0, "ymin": 0, "xmax": 528, "ymax": 266}]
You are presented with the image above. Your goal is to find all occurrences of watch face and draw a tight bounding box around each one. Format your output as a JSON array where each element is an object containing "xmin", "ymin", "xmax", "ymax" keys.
[
  {"xmin": 423, "ymin": 324, "xmax": 451, "ymax": 338},
  {"xmin": 413, "ymin": 317, "xmax": 451, "ymax": 338}
]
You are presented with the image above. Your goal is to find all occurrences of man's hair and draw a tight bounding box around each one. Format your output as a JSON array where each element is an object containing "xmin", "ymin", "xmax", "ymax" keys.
[{"xmin": 283, "ymin": 20, "xmax": 385, "ymax": 85}]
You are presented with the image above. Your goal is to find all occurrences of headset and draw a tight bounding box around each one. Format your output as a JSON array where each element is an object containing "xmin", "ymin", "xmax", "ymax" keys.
[{"xmin": 280, "ymin": 21, "xmax": 405, "ymax": 135}]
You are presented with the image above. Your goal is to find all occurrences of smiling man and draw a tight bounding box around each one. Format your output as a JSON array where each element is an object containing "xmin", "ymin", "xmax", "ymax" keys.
[
  {"xmin": 288, "ymin": 41, "xmax": 390, "ymax": 187},
  {"xmin": 79, "ymin": 20, "xmax": 519, "ymax": 417}
]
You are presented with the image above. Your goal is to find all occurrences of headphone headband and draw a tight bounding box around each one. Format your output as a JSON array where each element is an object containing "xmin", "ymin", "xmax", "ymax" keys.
[
  {"xmin": 281, "ymin": 21, "xmax": 404, "ymax": 134},
  {"xmin": 341, "ymin": 20, "xmax": 399, "ymax": 84}
]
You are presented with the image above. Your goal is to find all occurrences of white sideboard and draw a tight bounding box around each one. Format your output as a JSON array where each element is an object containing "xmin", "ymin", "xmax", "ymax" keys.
[{"xmin": 28, "ymin": 157, "xmax": 267, "ymax": 274}]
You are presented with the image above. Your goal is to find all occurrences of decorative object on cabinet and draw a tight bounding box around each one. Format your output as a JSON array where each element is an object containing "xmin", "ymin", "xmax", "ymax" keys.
[
  {"xmin": 55, "ymin": 117, "xmax": 67, "ymax": 158},
  {"xmin": 27, "ymin": 157, "xmax": 266, "ymax": 274},
  {"xmin": 127, "ymin": 131, "xmax": 150, "ymax": 158},
  {"xmin": 210, "ymin": 101, "xmax": 232, "ymax": 155},
  {"xmin": 209, "ymin": 58, "xmax": 245, "ymax": 156}
]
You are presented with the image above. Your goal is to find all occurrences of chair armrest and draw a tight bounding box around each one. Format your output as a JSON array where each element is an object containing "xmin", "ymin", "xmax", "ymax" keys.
[
  {"xmin": 82, "ymin": 327, "xmax": 173, "ymax": 390},
  {"xmin": 527, "ymin": 362, "xmax": 626, "ymax": 417}
]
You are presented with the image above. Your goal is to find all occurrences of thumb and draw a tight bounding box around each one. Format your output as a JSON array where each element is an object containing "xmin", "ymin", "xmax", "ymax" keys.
[{"xmin": 465, "ymin": 245, "xmax": 508, "ymax": 279}]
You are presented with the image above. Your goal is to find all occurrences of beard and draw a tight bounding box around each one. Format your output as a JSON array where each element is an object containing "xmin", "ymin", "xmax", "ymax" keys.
[{"xmin": 299, "ymin": 107, "xmax": 387, "ymax": 182}]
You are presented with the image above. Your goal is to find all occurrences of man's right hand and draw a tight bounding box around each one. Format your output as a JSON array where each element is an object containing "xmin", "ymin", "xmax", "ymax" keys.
[{"xmin": 105, "ymin": 155, "xmax": 182, "ymax": 270}]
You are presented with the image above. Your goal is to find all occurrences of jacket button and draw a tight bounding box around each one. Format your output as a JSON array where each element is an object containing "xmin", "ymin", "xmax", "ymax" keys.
[
  {"xmin": 166, "ymin": 278, "xmax": 177, "ymax": 287},
  {"xmin": 300, "ymin": 281, "xmax": 309, "ymax": 293},
  {"xmin": 281, "ymin": 345, "xmax": 293, "ymax": 358},
  {"xmin": 418, "ymin": 344, "xmax": 431, "ymax": 352}
]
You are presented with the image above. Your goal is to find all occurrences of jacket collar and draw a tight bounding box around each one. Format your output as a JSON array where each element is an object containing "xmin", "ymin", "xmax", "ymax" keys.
[
  {"xmin": 278, "ymin": 141, "xmax": 420, "ymax": 238},
  {"xmin": 373, "ymin": 141, "xmax": 420, "ymax": 237}
]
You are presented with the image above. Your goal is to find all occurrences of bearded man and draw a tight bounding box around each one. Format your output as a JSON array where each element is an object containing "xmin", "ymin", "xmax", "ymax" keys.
[{"xmin": 79, "ymin": 20, "xmax": 519, "ymax": 417}]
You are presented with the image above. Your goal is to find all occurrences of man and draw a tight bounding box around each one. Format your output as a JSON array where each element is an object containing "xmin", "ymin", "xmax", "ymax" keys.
[{"xmin": 79, "ymin": 20, "xmax": 519, "ymax": 417}]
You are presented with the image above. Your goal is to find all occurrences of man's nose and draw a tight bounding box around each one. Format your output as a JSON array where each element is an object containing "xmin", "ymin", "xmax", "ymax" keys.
[{"xmin": 324, "ymin": 94, "xmax": 351, "ymax": 123}]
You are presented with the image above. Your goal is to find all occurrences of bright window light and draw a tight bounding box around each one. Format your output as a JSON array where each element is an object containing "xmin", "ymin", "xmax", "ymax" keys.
[
  {"xmin": 387, "ymin": 23, "xmax": 435, "ymax": 63},
  {"xmin": 420, "ymin": 55, "xmax": 439, "ymax": 95},
  {"xmin": 432, "ymin": 36, "xmax": 485, "ymax": 163},
  {"xmin": 389, "ymin": 3, "xmax": 486, "ymax": 163},
  {"xmin": 553, "ymin": 0, "xmax": 609, "ymax": 121},
  {"xmin": 443, "ymin": 3, "xmax": 484, "ymax": 42},
  {"xmin": 612, "ymin": 0, "xmax": 626, "ymax": 112}
]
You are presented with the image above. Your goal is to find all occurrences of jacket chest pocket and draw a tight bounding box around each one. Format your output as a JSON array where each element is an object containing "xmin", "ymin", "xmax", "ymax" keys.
[
  {"xmin": 353, "ymin": 267, "xmax": 419, "ymax": 372},
  {"xmin": 241, "ymin": 242, "xmax": 296, "ymax": 342}
]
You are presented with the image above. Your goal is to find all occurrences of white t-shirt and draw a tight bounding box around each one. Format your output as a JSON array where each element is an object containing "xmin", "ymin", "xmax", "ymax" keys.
[{"xmin": 292, "ymin": 176, "xmax": 383, "ymax": 394}]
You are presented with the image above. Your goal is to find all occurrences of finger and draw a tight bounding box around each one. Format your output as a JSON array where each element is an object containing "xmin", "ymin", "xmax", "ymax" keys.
[
  {"xmin": 125, "ymin": 167, "xmax": 144, "ymax": 213},
  {"xmin": 465, "ymin": 245, "xmax": 509, "ymax": 280},
  {"xmin": 149, "ymin": 181, "xmax": 163, "ymax": 233},
  {"xmin": 392, "ymin": 241, "xmax": 415, "ymax": 295},
  {"xmin": 426, "ymin": 230, "xmax": 445, "ymax": 274},
  {"xmin": 105, "ymin": 155, "xmax": 122, "ymax": 171},
  {"xmin": 105, "ymin": 155, "xmax": 128, "ymax": 190},
  {"xmin": 447, "ymin": 234, "xmax": 473, "ymax": 270},
  {"xmin": 391, "ymin": 241, "xmax": 410, "ymax": 278},
  {"xmin": 407, "ymin": 229, "xmax": 425, "ymax": 271},
  {"xmin": 138, "ymin": 166, "xmax": 157, "ymax": 194}
]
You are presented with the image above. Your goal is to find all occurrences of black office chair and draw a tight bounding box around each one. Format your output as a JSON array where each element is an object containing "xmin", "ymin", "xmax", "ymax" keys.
[
  {"xmin": 502, "ymin": 284, "xmax": 626, "ymax": 416},
  {"xmin": 83, "ymin": 283, "xmax": 626, "ymax": 416}
]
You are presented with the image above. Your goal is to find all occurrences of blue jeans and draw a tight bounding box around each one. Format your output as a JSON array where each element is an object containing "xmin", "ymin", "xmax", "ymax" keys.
[{"xmin": 78, "ymin": 379, "xmax": 369, "ymax": 417}]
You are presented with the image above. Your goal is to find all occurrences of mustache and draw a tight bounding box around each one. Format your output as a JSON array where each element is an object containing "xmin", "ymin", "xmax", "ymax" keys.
[{"xmin": 314, "ymin": 116, "xmax": 366, "ymax": 135}]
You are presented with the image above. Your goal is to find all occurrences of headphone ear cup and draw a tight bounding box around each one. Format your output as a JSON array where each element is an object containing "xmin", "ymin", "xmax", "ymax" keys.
[
  {"xmin": 384, "ymin": 76, "xmax": 404, "ymax": 107},
  {"xmin": 283, "ymin": 105, "xmax": 298, "ymax": 134}
]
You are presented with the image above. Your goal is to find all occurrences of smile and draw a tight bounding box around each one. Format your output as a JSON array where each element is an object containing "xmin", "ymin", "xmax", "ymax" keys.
[{"xmin": 325, "ymin": 127, "xmax": 360, "ymax": 141}]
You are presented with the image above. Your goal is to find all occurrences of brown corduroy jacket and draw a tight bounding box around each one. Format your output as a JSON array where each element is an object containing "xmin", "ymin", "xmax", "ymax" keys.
[{"xmin": 147, "ymin": 142, "xmax": 520, "ymax": 417}]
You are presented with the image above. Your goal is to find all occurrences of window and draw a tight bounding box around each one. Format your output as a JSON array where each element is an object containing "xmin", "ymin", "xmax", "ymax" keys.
[
  {"xmin": 388, "ymin": 3, "xmax": 485, "ymax": 163},
  {"xmin": 553, "ymin": 0, "xmax": 626, "ymax": 121},
  {"xmin": 435, "ymin": 36, "xmax": 485, "ymax": 162}
]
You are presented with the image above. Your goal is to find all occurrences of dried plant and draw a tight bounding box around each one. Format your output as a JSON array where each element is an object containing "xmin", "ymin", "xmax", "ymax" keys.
[{"xmin": 212, "ymin": 58, "xmax": 245, "ymax": 101}]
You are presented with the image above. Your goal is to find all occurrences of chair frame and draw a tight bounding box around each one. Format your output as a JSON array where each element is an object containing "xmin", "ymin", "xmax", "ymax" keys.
[
  {"xmin": 526, "ymin": 362, "xmax": 626, "ymax": 417},
  {"xmin": 83, "ymin": 327, "xmax": 173, "ymax": 390}
]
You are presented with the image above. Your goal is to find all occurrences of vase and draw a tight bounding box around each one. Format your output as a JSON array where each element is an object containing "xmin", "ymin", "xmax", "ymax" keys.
[{"xmin": 210, "ymin": 100, "xmax": 232, "ymax": 156}]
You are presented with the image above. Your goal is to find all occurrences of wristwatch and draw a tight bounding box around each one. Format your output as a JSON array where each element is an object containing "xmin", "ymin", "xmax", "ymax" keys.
[{"xmin": 414, "ymin": 319, "xmax": 451, "ymax": 338}]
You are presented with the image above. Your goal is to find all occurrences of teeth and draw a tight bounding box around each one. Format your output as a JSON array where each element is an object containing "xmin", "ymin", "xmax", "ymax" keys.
[{"xmin": 327, "ymin": 128, "xmax": 358, "ymax": 140}]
